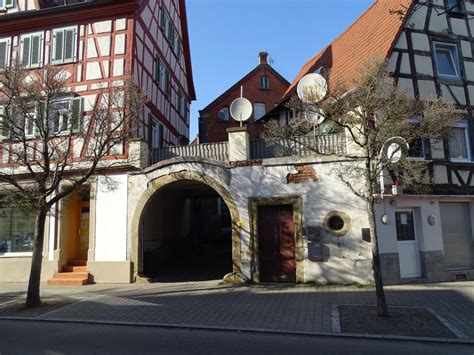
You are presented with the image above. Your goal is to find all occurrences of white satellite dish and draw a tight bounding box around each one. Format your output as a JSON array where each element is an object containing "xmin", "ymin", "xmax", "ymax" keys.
[
  {"xmin": 297, "ymin": 73, "xmax": 328, "ymax": 104},
  {"xmin": 382, "ymin": 137, "xmax": 409, "ymax": 164},
  {"xmin": 305, "ymin": 106, "xmax": 325, "ymax": 125},
  {"xmin": 230, "ymin": 97, "xmax": 252, "ymax": 122}
]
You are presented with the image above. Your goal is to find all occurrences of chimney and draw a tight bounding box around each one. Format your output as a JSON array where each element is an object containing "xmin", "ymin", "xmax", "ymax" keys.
[{"xmin": 258, "ymin": 51, "xmax": 268, "ymax": 65}]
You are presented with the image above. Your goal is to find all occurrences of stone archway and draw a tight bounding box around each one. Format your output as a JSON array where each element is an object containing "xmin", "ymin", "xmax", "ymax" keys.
[{"xmin": 130, "ymin": 170, "xmax": 241, "ymax": 281}]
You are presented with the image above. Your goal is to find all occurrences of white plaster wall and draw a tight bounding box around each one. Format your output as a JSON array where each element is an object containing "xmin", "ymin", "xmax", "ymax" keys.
[
  {"xmin": 127, "ymin": 159, "xmax": 373, "ymax": 284},
  {"xmin": 375, "ymin": 198, "xmax": 444, "ymax": 254},
  {"xmin": 95, "ymin": 174, "xmax": 128, "ymax": 261}
]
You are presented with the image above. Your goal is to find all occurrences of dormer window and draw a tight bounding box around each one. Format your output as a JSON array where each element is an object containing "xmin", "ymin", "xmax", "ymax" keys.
[
  {"xmin": 218, "ymin": 107, "xmax": 229, "ymax": 121},
  {"xmin": 433, "ymin": 42, "xmax": 460, "ymax": 78},
  {"xmin": 260, "ymin": 76, "xmax": 270, "ymax": 89}
]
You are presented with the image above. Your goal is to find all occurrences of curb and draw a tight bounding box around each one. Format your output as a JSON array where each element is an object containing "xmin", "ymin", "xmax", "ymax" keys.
[{"xmin": 0, "ymin": 316, "xmax": 473, "ymax": 345}]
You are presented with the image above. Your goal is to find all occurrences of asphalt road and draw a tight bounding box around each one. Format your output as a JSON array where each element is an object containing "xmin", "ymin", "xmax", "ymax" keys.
[{"xmin": 0, "ymin": 320, "xmax": 473, "ymax": 354}]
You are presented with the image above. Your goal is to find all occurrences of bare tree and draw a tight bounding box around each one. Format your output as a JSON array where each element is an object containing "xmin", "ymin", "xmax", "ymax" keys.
[
  {"xmin": 263, "ymin": 60, "xmax": 459, "ymax": 316},
  {"xmin": 0, "ymin": 63, "xmax": 146, "ymax": 307}
]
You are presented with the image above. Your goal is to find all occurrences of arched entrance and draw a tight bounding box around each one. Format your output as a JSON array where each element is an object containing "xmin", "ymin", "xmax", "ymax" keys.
[{"xmin": 130, "ymin": 171, "xmax": 241, "ymax": 282}]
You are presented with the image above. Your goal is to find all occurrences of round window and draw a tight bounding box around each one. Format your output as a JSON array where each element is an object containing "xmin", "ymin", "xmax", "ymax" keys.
[
  {"xmin": 328, "ymin": 215, "xmax": 344, "ymax": 231},
  {"xmin": 218, "ymin": 108, "xmax": 229, "ymax": 121},
  {"xmin": 323, "ymin": 211, "xmax": 351, "ymax": 237}
]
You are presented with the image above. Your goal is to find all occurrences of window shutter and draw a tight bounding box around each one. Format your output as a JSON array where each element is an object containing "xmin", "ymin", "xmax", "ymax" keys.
[
  {"xmin": 35, "ymin": 102, "xmax": 46, "ymax": 139},
  {"xmin": 71, "ymin": 97, "xmax": 83, "ymax": 133},
  {"xmin": 31, "ymin": 35, "xmax": 41, "ymax": 67},
  {"xmin": 21, "ymin": 36, "xmax": 30, "ymax": 67},
  {"xmin": 0, "ymin": 106, "xmax": 10, "ymax": 142},
  {"xmin": 160, "ymin": 7, "xmax": 166, "ymax": 30},
  {"xmin": 0, "ymin": 41, "xmax": 7, "ymax": 68},
  {"xmin": 165, "ymin": 70, "xmax": 170, "ymax": 95},
  {"xmin": 155, "ymin": 55, "xmax": 161, "ymax": 83},
  {"xmin": 64, "ymin": 29, "xmax": 75, "ymax": 62},
  {"xmin": 53, "ymin": 30, "xmax": 63, "ymax": 63}
]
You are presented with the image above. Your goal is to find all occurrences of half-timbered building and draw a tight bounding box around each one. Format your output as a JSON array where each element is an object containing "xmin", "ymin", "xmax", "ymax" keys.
[
  {"xmin": 281, "ymin": 0, "xmax": 474, "ymax": 283},
  {"xmin": 0, "ymin": 0, "xmax": 195, "ymax": 284}
]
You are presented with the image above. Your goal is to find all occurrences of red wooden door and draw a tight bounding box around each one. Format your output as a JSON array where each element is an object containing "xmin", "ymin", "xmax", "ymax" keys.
[{"xmin": 257, "ymin": 205, "xmax": 296, "ymax": 282}]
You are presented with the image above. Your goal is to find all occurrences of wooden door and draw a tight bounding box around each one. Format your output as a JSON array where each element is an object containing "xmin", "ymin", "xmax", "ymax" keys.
[
  {"xmin": 257, "ymin": 204, "xmax": 296, "ymax": 282},
  {"xmin": 77, "ymin": 202, "xmax": 90, "ymax": 260}
]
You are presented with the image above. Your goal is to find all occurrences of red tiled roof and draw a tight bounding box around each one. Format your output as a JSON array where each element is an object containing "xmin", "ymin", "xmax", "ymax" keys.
[{"xmin": 283, "ymin": 0, "xmax": 414, "ymax": 100}]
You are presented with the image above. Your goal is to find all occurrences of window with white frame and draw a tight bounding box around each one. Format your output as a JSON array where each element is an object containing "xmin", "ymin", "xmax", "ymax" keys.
[
  {"xmin": 20, "ymin": 32, "xmax": 44, "ymax": 68},
  {"xmin": 434, "ymin": 42, "xmax": 460, "ymax": 78},
  {"xmin": 253, "ymin": 103, "xmax": 266, "ymax": 121},
  {"xmin": 0, "ymin": 0, "xmax": 14, "ymax": 10},
  {"xmin": 218, "ymin": 107, "xmax": 229, "ymax": 121},
  {"xmin": 448, "ymin": 122, "xmax": 471, "ymax": 161},
  {"xmin": 0, "ymin": 38, "xmax": 11, "ymax": 68},
  {"xmin": 12, "ymin": 106, "xmax": 36, "ymax": 139},
  {"xmin": 51, "ymin": 27, "xmax": 77, "ymax": 64},
  {"xmin": 260, "ymin": 75, "xmax": 270, "ymax": 89},
  {"xmin": 0, "ymin": 105, "xmax": 8, "ymax": 141},
  {"xmin": 49, "ymin": 100, "xmax": 71, "ymax": 134}
]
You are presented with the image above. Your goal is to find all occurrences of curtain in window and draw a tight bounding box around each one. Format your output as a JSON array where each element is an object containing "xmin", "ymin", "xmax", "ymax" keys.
[{"xmin": 449, "ymin": 127, "xmax": 468, "ymax": 159}]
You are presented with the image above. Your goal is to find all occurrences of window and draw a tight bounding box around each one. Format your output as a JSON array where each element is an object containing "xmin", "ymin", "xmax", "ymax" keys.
[
  {"xmin": 218, "ymin": 107, "xmax": 229, "ymax": 121},
  {"xmin": 0, "ymin": 105, "xmax": 8, "ymax": 141},
  {"xmin": 164, "ymin": 70, "xmax": 171, "ymax": 96},
  {"xmin": 447, "ymin": 0, "xmax": 463, "ymax": 13},
  {"xmin": 0, "ymin": 205, "xmax": 35, "ymax": 254},
  {"xmin": 20, "ymin": 32, "xmax": 44, "ymax": 68},
  {"xmin": 0, "ymin": 0, "xmax": 14, "ymax": 10},
  {"xmin": 0, "ymin": 37, "xmax": 11, "ymax": 68},
  {"xmin": 49, "ymin": 100, "xmax": 70, "ymax": 134},
  {"xmin": 434, "ymin": 42, "xmax": 460, "ymax": 78},
  {"xmin": 260, "ymin": 75, "xmax": 270, "ymax": 89},
  {"xmin": 177, "ymin": 90, "xmax": 185, "ymax": 117},
  {"xmin": 408, "ymin": 138, "xmax": 426, "ymax": 160},
  {"xmin": 160, "ymin": 7, "xmax": 170, "ymax": 34},
  {"xmin": 448, "ymin": 122, "xmax": 471, "ymax": 161},
  {"xmin": 51, "ymin": 27, "xmax": 77, "ymax": 64},
  {"xmin": 253, "ymin": 103, "xmax": 266, "ymax": 121}
]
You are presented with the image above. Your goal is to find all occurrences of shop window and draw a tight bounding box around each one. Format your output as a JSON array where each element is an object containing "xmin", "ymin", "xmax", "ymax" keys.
[
  {"xmin": 434, "ymin": 42, "xmax": 460, "ymax": 78},
  {"xmin": 51, "ymin": 26, "xmax": 77, "ymax": 65},
  {"xmin": 0, "ymin": 206, "xmax": 36, "ymax": 254}
]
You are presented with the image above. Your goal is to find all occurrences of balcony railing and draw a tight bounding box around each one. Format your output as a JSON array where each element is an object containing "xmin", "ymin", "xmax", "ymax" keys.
[
  {"xmin": 148, "ymin": 133, "xmax": 346, "ymax": 165},
  {"xmin": 250, "ymin": 133, "xmax": 346, "ymax": 160},
  {"xmin": 150, "ymin": 141, "xmax": 229, "ymax": 164}
]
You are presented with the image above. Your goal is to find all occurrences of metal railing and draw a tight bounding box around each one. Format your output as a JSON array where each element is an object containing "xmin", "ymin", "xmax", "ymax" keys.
[
  {"xmin": 250, "ymin": 133, "xmax": 346, "ymax": 160},
  {"xmin": 150, "ymin": 141, "xmax": 229, "ymax": 164}
]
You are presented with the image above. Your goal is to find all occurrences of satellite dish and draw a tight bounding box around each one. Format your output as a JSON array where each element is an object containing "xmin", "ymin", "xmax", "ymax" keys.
[
  {"xmin": 382, "ymin": 137, "xmax": 409, "ymax": 164},
  {"xmin": 230, "ymin": 97, "xmax": 252, "ymax": 122},
  {"xmin": 297, "ymin": 73, "xmax": 328, "ymax": 104},
  {"xmin": 305, "ymin": 106, "xmax": 325, "ymax": 125}
]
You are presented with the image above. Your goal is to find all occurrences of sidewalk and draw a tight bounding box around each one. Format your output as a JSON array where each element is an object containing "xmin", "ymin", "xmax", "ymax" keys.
[{"xmin": 1, "ymin": 281, "xmax": 473, "ymax": 340}]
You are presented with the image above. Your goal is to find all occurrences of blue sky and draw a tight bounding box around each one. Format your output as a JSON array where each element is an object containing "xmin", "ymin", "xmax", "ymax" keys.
[{"xmin": 186, "ymin": 0, "xmax": 374, "ymax": 140}]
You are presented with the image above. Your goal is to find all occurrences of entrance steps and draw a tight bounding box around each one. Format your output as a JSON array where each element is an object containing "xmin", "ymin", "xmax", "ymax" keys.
[{"xmin": 47, "ymin": 260, "xmax": 91, "ymax": 286}]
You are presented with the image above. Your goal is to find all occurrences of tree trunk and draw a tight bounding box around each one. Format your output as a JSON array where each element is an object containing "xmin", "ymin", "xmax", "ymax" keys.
[
  {"xmin": 25, "ymin": 207, "xmax": 48, "ymax": 307},
  {"xmin": 367, "ymin": 198, "xmax": 389, "ymax": 317}
]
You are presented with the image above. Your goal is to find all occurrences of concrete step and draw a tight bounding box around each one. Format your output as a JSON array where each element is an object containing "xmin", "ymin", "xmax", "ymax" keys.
[
  {"xmin": 62, "ymin": 266, "xmax": 87, "ymax": 272},
  {"xmin": 67, "ymin": 260, "xmax": 87, "ymax": 267},
  {"xmin": 52, "ymin": 272, "xmax": 89, "ymax": 280},
  {"xmin": 47, "ymin": 278, "xmax": 89, "ymax": 286}
]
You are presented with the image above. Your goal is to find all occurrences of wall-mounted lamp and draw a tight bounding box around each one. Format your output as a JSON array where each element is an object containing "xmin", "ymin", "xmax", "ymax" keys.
[
  {"xmin": 381, "ymin": 214, "xmax": 391, "ymax": 225},
  {"xmin": 428, "ymin": 215, "xmax": 437, "ymax": 226}
]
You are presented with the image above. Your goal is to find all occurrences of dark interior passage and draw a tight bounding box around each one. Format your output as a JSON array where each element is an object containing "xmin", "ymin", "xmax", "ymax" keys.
[{"xmin": 141, "ymin": 180, "xmax": 232, "ymax": 281}]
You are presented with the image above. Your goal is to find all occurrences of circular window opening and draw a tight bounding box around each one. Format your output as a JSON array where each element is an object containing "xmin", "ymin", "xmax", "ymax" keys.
[
  {"xmin": 323, "ymin": 211, "xmax": 351, "ymax": 237},
  {"xmin": 328, "ymin": 215, "xmax": 344, "ymax": 231}
]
